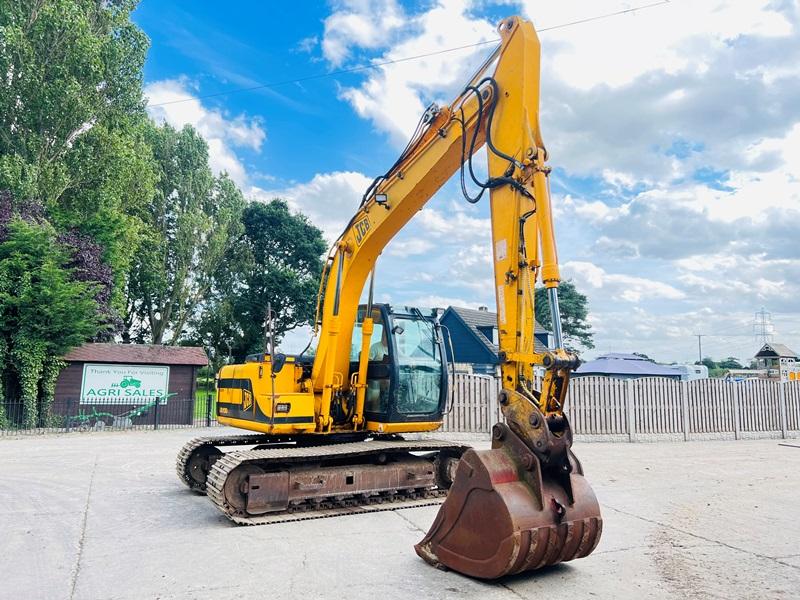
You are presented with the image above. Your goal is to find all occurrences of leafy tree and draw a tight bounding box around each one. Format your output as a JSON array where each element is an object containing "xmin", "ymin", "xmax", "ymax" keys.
[
  {"xmin": 0, "ymin": 1, "xmax": 155, "ymax": 416},
  {"xmin": 0, "ymin": 0, "xmax": 149, "ymax": 202},
  {"xmin": 0, "ymin": 219, "xmax": 100, "ymax": 426},
  {"xmin": 633, "ymin": 352, "xmax": 654, "ymax": 362},
  {"xmin": 190, "ymin": 199, "xmax": 327, "ymax": 366},
  {"xmin": 717, "ymin": 357, "xmax": 743, "ymax": 370},
  {"xmin": 124, "ymin": 124, "xmax": 246, "ymax": 344},
  {"xmin": 54, "ymin": 120, "xmax": 157, "ymax": 308},
  {"xmin": 535, "ymin": 280, "xmax": 595, "ymax": 350},
  {"xmin": 697, "ymin": 357, "xmax": 717, "ymax": 370},
  {"xmin": 0, "ymin": 0, "xmax": 157, "ymax": 312}
]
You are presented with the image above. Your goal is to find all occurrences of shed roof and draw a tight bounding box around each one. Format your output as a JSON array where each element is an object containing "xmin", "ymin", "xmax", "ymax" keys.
[
  {"xmin": 754, "ymin": 343, "xmax": 798, "ymax": 359},
  {"xmin": 63, "ymin": 343, "xmax": 208, "ymax": 366},
  {"xmin": 575, "ymin": 353, "xmax": 682, "ymax": 378},
  {"xmin": 446, "ymin": 306, "xmax": 550, "ymax": 355}
]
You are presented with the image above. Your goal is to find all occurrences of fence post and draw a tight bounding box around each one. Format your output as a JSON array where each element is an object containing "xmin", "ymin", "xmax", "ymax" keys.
[
  {"xmin": 154, "ymin": 397, "xmax": 160, "ymax": 431},
  {"xmin": 206, "ymin": 391, "xmax": 212, "ymax": 427},
  {"xmin": 488, "ymin": 377, "xmax": 499, "ymax": 430},
  {"xmin": 625, "ymin": 379, "xmax": 635, "ymax": 442},
  {"xmin": 680, "ymin": 381, "xmax": 690, "ymax": 441},
  {"xmin": 732, "ymin": 382, "xmax": 741, "ymax": 440},
  {"xmin": 779, "ymin": 382, "xmax": 788, "ymax": 439},
  {"xmin": 65, "ymin": 398, "xmax": 73, "ymax": 433}
]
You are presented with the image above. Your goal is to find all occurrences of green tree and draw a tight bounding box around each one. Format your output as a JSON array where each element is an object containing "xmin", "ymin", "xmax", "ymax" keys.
[
  {"xmin": 0, "ymin": 0, "xmax": 156, "ymax": 311},
  {"xmin": 697, "ymin": 357, "xmax": 718, "ymax": 370},
  {"xmin": 191, "ymin": 199, "xmax": 326, "ymax": 366},
  {"xmin": 124, "ymin": 124, "xmax": 246, "ymax": 344},
  {"xmin": 717, "ymin": 357, "xmax": 743, "ymax": 370},
  {"xmin": 0, "ymin": 220, "xmax": 100, "ymax": 426},
  {"xmin": 535, "ymin": 280, "xmax": 595, "ymax": 350},
  {"xmin": 0, "ymin": 0, "xmax": 149, "ymax": 202}
]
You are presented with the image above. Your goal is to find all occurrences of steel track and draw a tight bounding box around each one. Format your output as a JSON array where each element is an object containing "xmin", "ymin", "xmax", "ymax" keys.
[
  {"xmin": 176, "ymin": 432, "xmax": 373, "ymax": 492},
  {"xmin": 176, "ymin": 433, "xmax": 282, "ymax": 492},
  {"xmin": 205, "ymin": 440, "xmax": 469, "ymax": 526}
]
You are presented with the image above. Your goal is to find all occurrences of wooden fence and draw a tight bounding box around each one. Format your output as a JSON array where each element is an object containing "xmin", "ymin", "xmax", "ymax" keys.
[{"xmin": 442, "ymin": 373, "xmax": 800, "ymax": 441}]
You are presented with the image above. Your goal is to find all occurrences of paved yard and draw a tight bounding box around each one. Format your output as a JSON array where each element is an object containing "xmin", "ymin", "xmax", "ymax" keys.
[{"xmin": 1, "ymin": 429, "xmax": 799, "ymax": 600}]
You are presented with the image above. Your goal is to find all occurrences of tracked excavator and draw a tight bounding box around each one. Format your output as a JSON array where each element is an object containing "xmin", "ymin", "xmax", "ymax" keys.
[{"xmin": 177, "ymin": 16, "xmax": 602, "ymax": 579}]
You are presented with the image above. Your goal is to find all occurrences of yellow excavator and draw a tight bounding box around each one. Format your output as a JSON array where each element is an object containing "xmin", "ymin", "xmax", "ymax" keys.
[{"xmin": 177, "ymin": 15, "xmax": 602, "ymax": 579}]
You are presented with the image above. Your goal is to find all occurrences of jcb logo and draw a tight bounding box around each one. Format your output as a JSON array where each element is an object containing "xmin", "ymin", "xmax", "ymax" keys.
[
  {"xmin": 354, "ymin": 217, "xmax": 371, "ymax": 246},
  {"xmin": 242, "ymin": 389, "xmax": 253, "ymax": 412}
]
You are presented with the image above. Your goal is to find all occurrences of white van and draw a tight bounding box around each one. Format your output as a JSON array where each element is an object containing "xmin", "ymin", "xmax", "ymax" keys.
[{"xmin": 674, "ymin": 364, "xmax": 709, "ymax": 381}]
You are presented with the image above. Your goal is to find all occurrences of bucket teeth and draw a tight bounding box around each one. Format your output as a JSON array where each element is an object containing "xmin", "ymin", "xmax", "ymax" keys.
[{"xmin": 415, "ymin": 432, "xmax": 602, "ymax": 579}]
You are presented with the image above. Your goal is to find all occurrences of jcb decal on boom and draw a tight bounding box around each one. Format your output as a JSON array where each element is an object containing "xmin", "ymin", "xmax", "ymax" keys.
[{"xmin": 354, "ymin": 217, "xmax": 371, "ymax": 246}]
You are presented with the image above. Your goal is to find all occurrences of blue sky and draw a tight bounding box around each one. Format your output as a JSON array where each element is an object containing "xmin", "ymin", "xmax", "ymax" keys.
[
  {"xmin": 135, "ymin": 2, "xmax": 417, "ymax": 183},
  {"xmin": 134, "ymin": 1, "xmax": 800, "ymax": 364}
]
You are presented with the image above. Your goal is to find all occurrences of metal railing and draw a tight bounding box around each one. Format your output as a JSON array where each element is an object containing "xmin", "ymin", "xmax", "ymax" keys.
[{"xmin": 0, "ymin": 394, "xmax": 220, "ymax": 436}]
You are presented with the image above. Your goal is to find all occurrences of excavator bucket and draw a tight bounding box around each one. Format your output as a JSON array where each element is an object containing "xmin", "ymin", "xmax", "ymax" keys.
[{"xmin": 415, "ymin": 422, "xmax": 602, "ymax": 579}]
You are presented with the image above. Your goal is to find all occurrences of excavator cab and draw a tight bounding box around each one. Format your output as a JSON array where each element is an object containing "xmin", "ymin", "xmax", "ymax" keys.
[{"xmin": 349, "ymin": 304, "xmax": 448, "ymax": 428}]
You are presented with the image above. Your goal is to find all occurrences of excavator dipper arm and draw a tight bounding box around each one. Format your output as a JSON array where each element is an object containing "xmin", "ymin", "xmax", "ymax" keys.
[{"xmin": 308, "ymin": 15, "xmax": 602, "ymax": 578}]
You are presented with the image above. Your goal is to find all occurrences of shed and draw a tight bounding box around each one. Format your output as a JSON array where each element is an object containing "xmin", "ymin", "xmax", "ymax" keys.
[
  {"xmin": 55, "ymin": 344, "xmax": 208, "ymax": 425},
  {"xmin": 574, "ymin": 353, "xmax": 682, "ymax": 380},
  {"xmin": 754, "ymin": 343, "xmax": 797, "ymax": 373},
  {"xmin": 440, "ymin": 306, "xmax": 551, "ymax": 376}
]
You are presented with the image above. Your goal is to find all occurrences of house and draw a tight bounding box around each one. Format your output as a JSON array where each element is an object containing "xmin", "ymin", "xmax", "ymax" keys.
[
  {"xmin": 440, "ymin": 306, "xmax": 551, "ymax": 376},
  {"xmin": 754, "ymin": 343, "xmax": 797, "ymax": 377},
  {"xmin": 574, "ymin": 353, "xmax": 682, "ymax": 380}
]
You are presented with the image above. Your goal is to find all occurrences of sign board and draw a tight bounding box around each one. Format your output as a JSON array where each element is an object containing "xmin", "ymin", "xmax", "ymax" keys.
[
  {"xmin": 80, "ymin": 364, "xmax": 170, "ymax": 404},
  {"xmin": 780, "ymin": 360, "xmax": 800, "ymax": 383}
]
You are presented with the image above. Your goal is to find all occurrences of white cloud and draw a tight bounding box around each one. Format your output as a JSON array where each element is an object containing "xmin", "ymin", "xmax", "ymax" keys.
[
  {"xmin": 564, "ymin": 261, "xmax": 686, "ymax": 303},
  {"xmin": 416, "ymin": 206, "xmax": 490, "ymax": 243},
  {"xmin": 521, "ymin": 0, "xmax": 793, "ymax": 90},
  {"xmin": 255, "ymin": 171, "xmax": 373, "ymax": 243},
  {"xmin": 404, "ymin": 294, "xmax": 485, "ymax": 311},
  {"xmin": 333, "ymin": 0, "xmax": 497, "ymax": 145},
  {"xmin": 145, "ymin": 79, "xmax": 265, "ymax": 186},
  {"xmin": 386, "ymin": 238, "xmax": 434, "ymax": 257},
  {"xmin": 278, "ymin": 324, "xmax": 315, "ymax": 354},
  {"xmin": 322, "ymin": 0, "xmax": 405, "ymax": 66}
]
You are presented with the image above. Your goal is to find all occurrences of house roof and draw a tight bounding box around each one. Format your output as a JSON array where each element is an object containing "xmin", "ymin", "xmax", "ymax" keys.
[
  {"xmin": 446, "ymin": 306, "xmax": 550, "ymax": 355},
  {"xmin": 575, "ymin": 353, "xmax": 682, "ymax": 378},
  {"xmin": 754, "ymin": 343, "xmax": 798, "ymax": 359},
  {"xmin": 63, "ymin": 343, "xmax": 208, "ymax": 366}
]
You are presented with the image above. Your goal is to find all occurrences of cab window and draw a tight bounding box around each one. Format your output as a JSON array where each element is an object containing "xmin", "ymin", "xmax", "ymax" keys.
[
  {"xmin": 350, "ymin": 308, "xmax": 387, "ymax": 362},
  {"xmin": 393, "ymin": 317, "xmax": 442, "ymax": 414}
]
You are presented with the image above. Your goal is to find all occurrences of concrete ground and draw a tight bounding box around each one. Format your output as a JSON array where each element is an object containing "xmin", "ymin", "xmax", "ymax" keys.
[{"xmin": 1, "ymin": 430, "xmax": 799, "ymax": 600}]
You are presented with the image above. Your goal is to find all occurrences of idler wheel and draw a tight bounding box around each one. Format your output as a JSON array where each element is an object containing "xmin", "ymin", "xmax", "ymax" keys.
[
  {"xmin": 186, "ymin": 446, "xmax": 222, "ymax": 489},
  {"xmin": 222, "ymin": 464, "xmax": 265, "ymax": 512}
]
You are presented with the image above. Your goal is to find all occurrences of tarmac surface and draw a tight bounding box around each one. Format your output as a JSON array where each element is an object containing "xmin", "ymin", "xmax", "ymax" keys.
[{"xmin": 1, "ymin": 428, "xmax": 799, "ymax": 600}]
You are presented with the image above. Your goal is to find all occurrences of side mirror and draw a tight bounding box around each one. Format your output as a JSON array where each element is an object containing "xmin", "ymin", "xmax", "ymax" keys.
[
  {"xmin": 272, "ymin": 353, "xmax": 287, "ymax": 374},
  {"xmin": 392, "ymin": 324, "xmax": 404, "ymax": 335}
]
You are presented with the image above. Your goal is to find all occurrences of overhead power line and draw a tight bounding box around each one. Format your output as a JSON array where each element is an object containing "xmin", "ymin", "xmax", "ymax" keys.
[{"xmin": 148, "ymin": 0, "xmax": 673, "ymax": 108}]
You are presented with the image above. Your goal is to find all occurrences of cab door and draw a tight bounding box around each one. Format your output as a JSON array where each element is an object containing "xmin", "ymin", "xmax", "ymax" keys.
[{"xmin": 349, "ymin": 306, "xmax": 392, "ymax": 417}]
